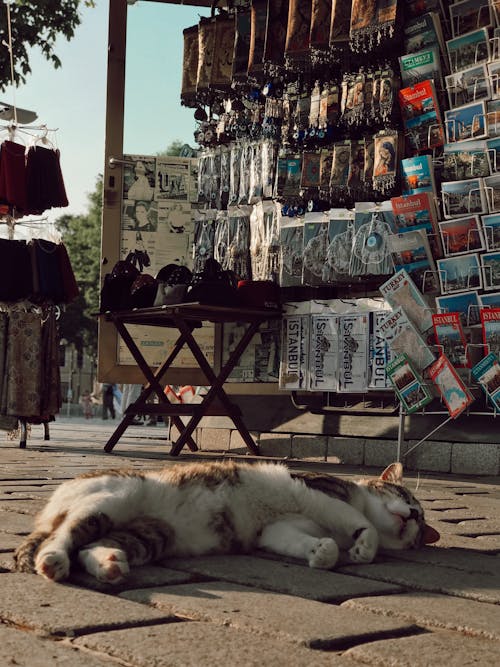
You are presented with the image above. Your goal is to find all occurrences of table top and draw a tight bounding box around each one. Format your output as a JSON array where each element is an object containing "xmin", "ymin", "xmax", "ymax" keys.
[{"xmin": 100, "ymin": 302, "xmax": 283, "ymax": 326}]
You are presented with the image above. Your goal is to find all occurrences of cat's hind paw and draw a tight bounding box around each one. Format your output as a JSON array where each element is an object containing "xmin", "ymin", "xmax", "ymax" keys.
[
  {"xmin": 348, "ymin": 526, "xmax": 378, "ymax": 564},
  {"xmin": 78, "ymin": 545, "xmax": 129, "ymax": 584},
  {"xmin": 35, "ymin": 549, "xmax": 70, "ymax": 582},
  {"xmin": 308, "ymin": 538, "xmax": 339, "ymax": 569}
]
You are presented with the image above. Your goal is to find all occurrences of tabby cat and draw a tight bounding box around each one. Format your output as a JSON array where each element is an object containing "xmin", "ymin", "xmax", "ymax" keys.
[{"xmin": 14, "ymin": 461, "xmax": 439, "ymax": 584}]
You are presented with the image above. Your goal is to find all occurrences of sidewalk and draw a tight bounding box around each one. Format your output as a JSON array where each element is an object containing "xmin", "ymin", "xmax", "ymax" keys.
[{"xmin": 1, "ymin": 417, "xmax": 499, "ymax": 666}]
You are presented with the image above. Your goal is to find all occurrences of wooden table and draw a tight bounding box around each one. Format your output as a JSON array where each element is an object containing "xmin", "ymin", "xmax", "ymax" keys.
[{"xmin": 100, "ymin": 303, "xmax": 282, "ymax": 456}]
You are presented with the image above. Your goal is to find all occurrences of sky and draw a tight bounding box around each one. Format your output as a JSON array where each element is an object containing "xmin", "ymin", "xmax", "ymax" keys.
[{"xmin": 6, "ymin": 0, "xmax": 209, "ymax": 220}]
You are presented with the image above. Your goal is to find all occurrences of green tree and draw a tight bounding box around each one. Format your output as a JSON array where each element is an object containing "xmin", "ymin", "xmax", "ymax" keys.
[
  {"xmin": 56, "ymin": 175, "xmax": 102, "ymax": 359},
  {"xmin": 0, "ymin": 1, "xmax": 95, "ymax": 90}
]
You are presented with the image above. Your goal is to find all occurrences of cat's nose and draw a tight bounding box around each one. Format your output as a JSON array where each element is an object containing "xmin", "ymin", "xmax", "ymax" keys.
[{"xmin": 409, "ymin": 508, "xmax": 419, "ymax": 521}]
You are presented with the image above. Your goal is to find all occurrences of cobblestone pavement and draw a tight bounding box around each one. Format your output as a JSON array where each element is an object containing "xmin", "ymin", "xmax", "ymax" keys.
[{"xmin": 1, "ymin": 418, "xmax": 499, "ymax": 666}]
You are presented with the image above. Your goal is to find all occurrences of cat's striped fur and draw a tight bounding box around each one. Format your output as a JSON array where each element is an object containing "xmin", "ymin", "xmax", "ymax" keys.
[{"xmin": 14, "ymin": 461, "xmax": 439, "ymax": 584}]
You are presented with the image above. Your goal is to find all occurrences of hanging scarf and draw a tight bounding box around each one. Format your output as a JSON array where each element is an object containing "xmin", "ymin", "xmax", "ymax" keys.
[
  {"xmin": 264, "ymin": 0, "xmax": 289, "ymax": 68},
  {"xmin": 329, "ymin": 0, "xmax": 351, "ymax": 48},
  {"xmin": 285, "ymin": 0, "xmax": 312, "ymax": 59},
  {"xmin": 232, "ymin": 10, "xmax": 252, "ymax": 81},
  {"xmin": 181, "ymin": 25, "xmax": 199, "ymax": 105},
  {"xmin": 6, "ymin": 310, "xmax": 42, "ymax": 418},
  {"xmin": 310, "ymin": 0, "xmax": 331, "ymax": 49},
  {"xmin": 40, "ymin": 309, "xmax": 61, "ymax": 417},
  {"xmin": 210, "ymin": 14, "xmax": 235, "ymax": 89},
  {"xmin": 197, "ymin": 17, "xmax": 216, "ymax": 93},
  {"xmin": 350, "ymin": 0, "xmax": 398, "ymax": 54},
  {"xmin": 248, "ymin": 0, "xmax": 269, "ymax": 77}
]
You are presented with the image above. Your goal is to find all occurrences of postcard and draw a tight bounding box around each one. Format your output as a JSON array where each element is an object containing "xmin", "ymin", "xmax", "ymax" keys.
[
  {"xmin": 444, "ymin": 100, "xmax": 487, "ymax": 143},
  {"xmin": 438, "ymin": 215, "xmax": 485, "ymax": 255},
  {"xmin": 449, "ymin": 0, "xmax": 494, "ymax": 38},
  {"xmin": 471, "ymin": 352, "xmax": 500, "ymax": 412},
  {"xmin": 391, "ymin": 192, "xmax": 442, "ymax": 258},
  {"xmin": 484, "ymin": 174, "xmax": 500, "ymax": 212},
  {"xmin": 480, "ymin": 250, "xmax": 500, "ymax": 290},
  {"xmin": 486, "ymin": 137, "xmax": 500, "ymax": 174},
  {"xmin": 488, "ymin": 60, "xmax": 500, "ymax": 99},
  {"xmin": 442, "ymin": 140, "xmax": 490, "ymax": 181},
  {"xmin": 480, "ymin": 307, "xmax": 500, "ymax": 357},
  {"xmin": 428, "ymin": 354, "xmax": 474, "ymax": 418},
  {"xmin": 446, "ymin": 27, "xmax": 490, "ymax": 73},
  {"xmin": 388, "ymin": 229, "xmax": 439, "ymax": 293},
  {"xmin": 441, "ymin": 178, "xmax": 488, "ymax": 218},
  {"xmin": 386, "ymin": 353, "xmax": 433, "ymax": 414},
  {"xmin": 480, "ymin": 290, "xmax": 500, "ymax": 308},
  {"xmin": 437, "ymin": 252, "xmax": 483, "ymax": 293},
  {"xmin": 432, "ymin": 312, "xmax": 470, "ymax": 367},
  {"xmin": 445, "ymin": 63, "xmax": 491, "ymax": 107},
  {"xmin": 436, "ymin": 290, "xmax": 481, "ymax": 327},
  {"xmin": 486, "ymin": 98, "xmax": 500, "ymax": 137}
]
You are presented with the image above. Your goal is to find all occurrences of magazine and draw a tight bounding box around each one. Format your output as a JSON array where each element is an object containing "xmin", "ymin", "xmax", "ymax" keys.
[
  {"xmin": 380, "ymin": 306, "xmax": 436, "ymax": 372},
  {"xmin": 388, "ymin": 229, "xmax": 439, "ymax": 293},
  {"xmin": 481, "ymin": 250, "xmax": 500, "ymax": 290},
  {"xmin": 441, "ymin": 178, "xmax": 488, "ymax": 218},
  {"xmin": 404, "ymin": 12, "xmax": 446, "ymax": 55},
  {"xmin": 446, "ymin": 28, "xmax": 490, "ymax": 74},
  {"xmin": 386, "ymin": 353, "xmax": 433, "ymax": 414},
  {"xmin": 444, "ymin": 100, "xmax": 488, "ymax": 143},
  {"xmin": 368, "ymin": 310, "xmax": 394, "ymax": 390},
  {"xmin": 391, "ymin": 192, "xmax": 442, "ymax": 258},
  {"xmin": 449, "ymin": 0, "xmax": 494, "ymax": 38},
  {"xmin": 401, "ymin": 155, "xmax": 436, "ymax": 196},
  {"xmin": 436, "ymin": 290, "xmax": 481, "ymax": 327},
  {"xmin": 437, "ymin": 252, "xmax": 483, "ymax": 293},
  {"xmin": 308, "ymin": 313, "xmax": 339, "ymax": 392},
  {"xmin": 445, "ymin": 63, "xmax": 491, "ymax": 107},
  {"xmin": 337, "ymin": 313, "xmax": 369, "ymax": 393},
  {"xmin": 399, "ymin": 79, "xmax": 444, "ymax": 152},
  {"xmin": 480, "ymin": 307, "xmax": 500, "ymax": 357},
  {"xmin": 399, "ymin": 46, "xmax": 443, "ymax": 87},
  {"xmin": 471, "ymin": 352, "xmax": 500, "ymax": 411},
  {"xmin": 379, "ymin": 267, "xmax": 434, "ymax": 332},
  {"xmin": 432, "ymin": 312, "xmax": 470, "ymax": 368},
  {"xmin": 428, "ymin": 354, "xmax": 474, "ymax": 418},
  {"xmin": 438, "ymin": 215, "xmax": 485, "ymax": 255},
  {"xmin": 442, "ymin": 140, "xmax": 490, "ymax": 182}
]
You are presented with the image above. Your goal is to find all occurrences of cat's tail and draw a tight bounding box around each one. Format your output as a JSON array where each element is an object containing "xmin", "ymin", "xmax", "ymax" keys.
[{"xmin": 13, "ymin": 531, "xmax": 50, "ymax": 573}]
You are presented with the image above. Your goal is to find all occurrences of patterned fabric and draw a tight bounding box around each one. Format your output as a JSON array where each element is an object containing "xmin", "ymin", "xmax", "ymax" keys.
[
  {"xmin": 197, "ymin": 17, "xmax": 216, "ymax": 92},
  {"xmin": 264, "ymin": 0, "xmax": 288, "ymax": 65},
  {"xmin": 6, "ymin": 311, "xmax": 42, "ymax": 418},
  {"xmin": 0, "ymin": 312, "xmax": 17, "ymax": 430},
  {"xmin": 285, "ymin": 0, "xmax": 312, "ymax": 57},
  {"xmin": 40, "ymin": 311, "xmax": 62, "ymax": 417},
  {"xmin": 181, "ymin": 25, "xmax": 199, "ymax": 104},
  {"xmin": 310, "ymin": 0, "xmax": 331, "ymax": 49},
  {"xmin": 210, "ymin": 16, "xmax": 235, "ymax": 88}
]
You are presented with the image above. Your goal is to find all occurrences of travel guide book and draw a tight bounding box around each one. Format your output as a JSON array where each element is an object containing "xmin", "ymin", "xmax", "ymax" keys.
[
  {"xmin": 386, "ymin": 353, "xmax": 433, "ymax": 414},
  {"xmin": 399, "ymin": 79, "xmax": 445, "ymax": 152},
  {"xmin": 368, "ymin": 310, "xmax": 394, "ymax": 390},
  {"xmin": 379, "ymin": 267, "xmax": 434, "ymax": 333},
  {"xmin": 404, "ymin": 12, "xmax": 446, "ymax": 56},
  {"xmin": 380, "ymin": 306, "xmax": 436, "ymax": 372},
  {"xmin": 480, "ymin": 307, "xmax": 500, "ymax": 357},
  {"xmin": 388, "ymin": 229, "xmax": 439, "ymax": 294},
  {"xmin": 432, "ymin": 312, "xmax": 470, "ymax": 368},
  {"xmin": 401, "ymin": 155, "xmax": 436, "ymax": 196},
  {"xmin": 471, "ymin": 352, "xmax": 500, "ymax": 411},
  {"xmin": 428, "ymin": 354, "xmax": 475, "ymax": 418},
  {"xmin": 399, "ymin": 46, "xmax": 443, "ymax": 88},
  {"xmin": 391, "ymin": 192, "xmax": 442, "ymax": 258}
]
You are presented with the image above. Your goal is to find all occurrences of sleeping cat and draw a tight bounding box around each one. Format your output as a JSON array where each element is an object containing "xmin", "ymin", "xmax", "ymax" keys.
[{"xmin": 14, "ymin": 460, "xmax": 439, "ymax": 584}]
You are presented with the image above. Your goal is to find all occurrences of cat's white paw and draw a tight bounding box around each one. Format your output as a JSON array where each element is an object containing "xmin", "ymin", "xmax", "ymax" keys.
[
  {"xmin": 35, "ymin": 548, "xmax": 70, "ymax": 581},
  {"xmin": 78, "ymin": 545, "xmax": 130, "ymax": 584},
  {"xmin": 308, "ymin": 538, "xmax": 339, "ymax": 569},
  {"xmin": 348, "ymin": 526, "xmax": 378, "ymax": 563}
]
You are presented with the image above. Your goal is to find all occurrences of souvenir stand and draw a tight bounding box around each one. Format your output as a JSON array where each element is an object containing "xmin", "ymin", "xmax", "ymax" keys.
[{"xmin": 101, "ymin": 1, "xmax": 500, "ymax": 463}]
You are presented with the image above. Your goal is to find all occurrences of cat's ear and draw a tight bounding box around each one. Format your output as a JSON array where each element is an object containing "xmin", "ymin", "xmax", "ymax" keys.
[
  {"xmin": 379, "ymin": 462, "xmax": 403, "ymax": 485},
  {"xmin": 422, "ymin": 523, "xmax": 440, "ymax": 544}
]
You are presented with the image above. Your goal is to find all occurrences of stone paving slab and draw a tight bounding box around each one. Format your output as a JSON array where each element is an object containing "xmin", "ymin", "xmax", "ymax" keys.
[
  {"xmin": 0, "ymin": 531, "xmax": 23, "ymax": 551},
  {"xmin": 163, "ymin": 555, "xmax": 403, "ymax": 601},
  {"xmin": 424, "ymin": 531, "xmax": 500, "ymax": 552},
  {"xmin": 121, "ymin": 581, "xmax": 418, "ymax": 649},
  {"xmin": 344, "ymin": 630, "xmax": 500, "ymax": 666},
  {"xmin": 339, "ymin": 561, "xmax": 500, "ymax": 604},
  {"xmin": 0, "ymin": 573, "xmax": 177, "ymax": 637},
  {"xmin": 0, "ymin": 510, "xmax": 35, "ymax": 533},
  {"xmin": 341, "ymin": 592, "xmax": 500, "ymax": 640},
  {"xmin": 73, "ymin": 621, "xmax": 353, "ymax": 667},
  {"xmin": 382, "ymin": 547, "xmax": 499, "ymax": 574},
  {"xmin": 69, "ymin": 565, "xmax": 198, "ymax": 593},
  {"xmin": 0, "ymin": 624, "xmax": 114, "ymax": 667}
]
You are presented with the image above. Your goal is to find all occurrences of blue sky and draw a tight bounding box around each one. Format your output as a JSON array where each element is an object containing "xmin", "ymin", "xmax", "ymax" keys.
[{"xmin": 8, "ymin": 0, "xmax": 208, "ymax": 219}]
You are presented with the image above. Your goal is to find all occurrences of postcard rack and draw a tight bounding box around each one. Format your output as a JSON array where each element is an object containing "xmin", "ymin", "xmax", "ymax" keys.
[{"xmin": 291, "ymin": 390, "xmax": 399, "ymax": 415}]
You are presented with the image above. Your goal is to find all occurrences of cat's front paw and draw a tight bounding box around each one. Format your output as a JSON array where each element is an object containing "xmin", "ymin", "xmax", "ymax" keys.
[
  {"xmin": 308, "ymin": 538, "xmax": 339, "ymax": 569},
  {"xmin": 349, "ymin": 526, "xmax": 378, "ymax": 564},
  {"xmin": 78, "ymin": 545, "xmax": 130, "ymax": 584},
  {"xmin": 35, "ymin": 549, "xmax": 70, "ymax": 581}
]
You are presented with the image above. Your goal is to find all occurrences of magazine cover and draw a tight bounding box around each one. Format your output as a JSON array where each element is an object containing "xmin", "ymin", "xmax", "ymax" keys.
[
  {"xmin": 391, "ymin": 192, "xmax": 442, "ymax": 258},
  {"xmin": 437, "ymin": 252, "xmax": 483, "ymax": 293},
  {"xmin": 429, "ymin": 354, "xmax": 475, "ymax": 418},
  {"xmin": 379, "ymin": 267, "xmax": 434, "ymax": 332},
  {"xmin": 279, "ymin": 220, "xmax": 304, "ymax": 287},
  {"xmin": 479, "ymin": 290, "xmax": 500, "ymax": 308},
  {"xmin": 401, "ymin": 155, "xmax": 436, "ymax": 196},
  {"xmin": 388, "ymin": 229, "xmax": 439, "ymax": 293},
  {"xmin": 471, "ymin": 352, "xmax": 500, "ymax": 411},
  {"xmin": 399, "ymin": 79, "xmax": 444, "ymax": 152},
  {"xmin": 380, "ymin": 306, "xmax": 436, "ymax": 372},
  {"xmin": 432, "ymin": 312, "xmax": 470, "ymax": 367},
  {"xmin": 308, "ymin": 313, "xmax": 339, "ymax": 392},
  {"xmin": 368, "ymin": 310, "xmax": 394, "ymax": 390},
  {"xmin": 445, "ymin": 63, "xmax": 491, "ymax": 108},
  {"xmin": 481, "ymin": 251, "xmax": 500, "ymax": 290},
  {"xmin": 438, "ymin": 215, "xmax": 485, "ymax": 255},
  {"xmin": 337, "ymin": 313, "xmax": 369, "ymax": 393},
  {"xmin": 442, "ymin": 140, "xmax": 490, "ymax": 181},
  {"xmin": 399, "ymin": 46, "xmax": 443, "ymax": 87},
  {"xmin": 279, "ymin": 310, "xmax": 309, "ymax": 391},
  {"xmin": 446, "ymin": 28, "xmax": 490, "ymax": 73},
  {"xmin": 480, "ymin": 307, "xmax": 500, "ymax": 357},
  {"xmin": 441, "ymin": 178, "xmax": 488, "ymax": 218},
  {"xmin": 436, "ymin": 290, "xmax": 481, "ymax": 327},
  {"xmin": 449, "ymin": 0, "xmax": 494, "ymax": 38},
  {"xmin": 386, "ymin": 353, "xmax": 433, "ymax": 414},
  {"xmin": 444, "ymin": 100, "xmax": 488, "ymax": 143}
]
